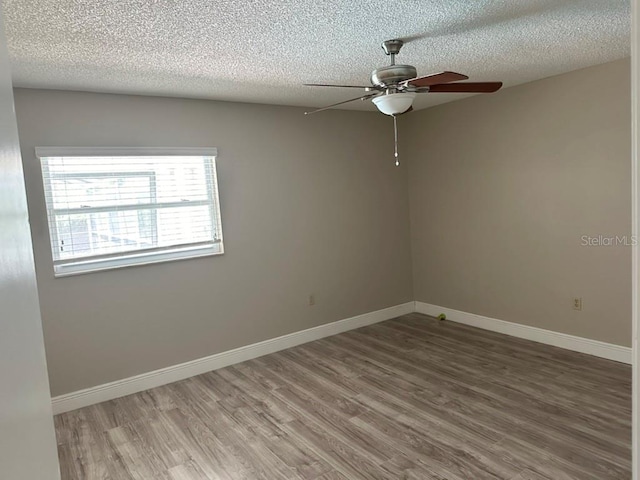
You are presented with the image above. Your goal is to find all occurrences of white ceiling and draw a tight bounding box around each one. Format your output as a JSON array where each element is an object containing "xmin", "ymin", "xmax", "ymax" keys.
[{"xmin": 2, "ymin": 0, "xmax": 630, "ymax": 112}]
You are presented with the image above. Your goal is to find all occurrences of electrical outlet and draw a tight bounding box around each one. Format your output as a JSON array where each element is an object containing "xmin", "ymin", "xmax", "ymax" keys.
[
  {"xmin": 309, "ymin": 294, "xmax": 316, "ymax": 306},
  {"xmin": 573, "ymin": 297, "xmax": 582, "ymax": 311}
]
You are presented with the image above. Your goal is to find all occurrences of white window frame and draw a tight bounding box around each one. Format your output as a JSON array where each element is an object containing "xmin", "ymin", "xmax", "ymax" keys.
[{"xmin": 36, "ymin": 147, "xmax": 224, "ymax": 277}]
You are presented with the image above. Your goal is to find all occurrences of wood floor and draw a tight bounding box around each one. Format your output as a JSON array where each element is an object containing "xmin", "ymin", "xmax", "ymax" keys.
[{"xmin": 55, "ymin": 313, "xmax": 632, "ymax": 479}]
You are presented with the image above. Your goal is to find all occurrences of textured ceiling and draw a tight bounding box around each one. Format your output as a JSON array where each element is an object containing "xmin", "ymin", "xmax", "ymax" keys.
[{"xmin": 2, "ymin": 0, "xmax": 630, "ymax": 112}]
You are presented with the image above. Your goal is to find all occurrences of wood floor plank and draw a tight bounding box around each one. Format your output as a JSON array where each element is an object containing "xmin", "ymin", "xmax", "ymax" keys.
[
  {"xmin": 488, "ymin": 437, "xmax": 602, "ymax": 480},
  {"xmin": 55, "ymin": 313, "xmax": 631, "ymax": 479},
  {"xmin": 326, "ymin": 321, "xmax": 632, "ymax": 471},
  {"xmin": 389, "ymin": 315, "xmax": 629, "ymax": 382},
  {"xmin": 313, "ymin": 471, "xmax": 350, "ymax": 480},
  {"xmin": 279, "ymin": 419, "xmax": 392, "ymax": 480}
]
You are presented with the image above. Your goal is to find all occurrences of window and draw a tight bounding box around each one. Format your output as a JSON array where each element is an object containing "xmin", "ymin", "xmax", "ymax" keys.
[{"xmin": 36, "ymin": 147, "xmax": 224, "ymax": 276}]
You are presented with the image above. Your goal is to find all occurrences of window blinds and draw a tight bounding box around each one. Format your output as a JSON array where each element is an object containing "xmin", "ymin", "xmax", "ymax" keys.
[{"xmin": 36, "ymin": 148, "xmax": 223, "ymax": 276}]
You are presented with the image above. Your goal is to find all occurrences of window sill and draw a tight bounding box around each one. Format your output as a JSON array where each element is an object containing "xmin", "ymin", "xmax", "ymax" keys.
[{"xmin": 53, "ymin": 243, "xmax": 223, "ymax": 277}]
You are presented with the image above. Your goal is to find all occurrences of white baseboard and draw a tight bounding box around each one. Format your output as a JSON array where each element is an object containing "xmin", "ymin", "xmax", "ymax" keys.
[
  {"xmin": 414, "ymin": 301, "xmax": 631, "ymax": 364},
  {"xmin": 51, "ymin": 302, "xmax": 415, "ymax": 414}
]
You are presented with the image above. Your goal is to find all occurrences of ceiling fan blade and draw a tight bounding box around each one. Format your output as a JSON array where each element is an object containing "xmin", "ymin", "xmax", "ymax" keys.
[
  {"xmin": 304, "ymin": 93, "xmax": 378, "ymax": 115},
  {"xmin": 304, "ymin": 83, "xmax": 371, "ymax": 89},
  {"xmin": 428, "ymin": 82, "xmax": 503, "ymax": 93},
  {"xmin": 404, "ymin": 71, "xmax": 468, "ymax": 88}
]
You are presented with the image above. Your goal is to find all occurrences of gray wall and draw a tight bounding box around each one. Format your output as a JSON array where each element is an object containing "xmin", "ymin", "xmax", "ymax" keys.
[
  {"xmin": 14, "ymin": 89, "xmax": 414, "ymax": 396},
  {"xmin": 0, "ymin": 12, "xmax": 60, "ymax": 478},
  {"xmin": 407, "ymin": 58, "xmax": 631, "ymax": 346}
]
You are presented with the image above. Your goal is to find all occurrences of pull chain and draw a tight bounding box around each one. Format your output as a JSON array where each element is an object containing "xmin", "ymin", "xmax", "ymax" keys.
[{"xmin": 393, "ymin": 114, "xmax": 399, "ymax": 166}]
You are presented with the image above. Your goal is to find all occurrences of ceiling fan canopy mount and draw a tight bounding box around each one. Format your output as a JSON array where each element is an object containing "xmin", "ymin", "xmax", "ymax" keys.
[{"xmin": 380, "ymin": 39, "xmax": 404, "ymax": 56}]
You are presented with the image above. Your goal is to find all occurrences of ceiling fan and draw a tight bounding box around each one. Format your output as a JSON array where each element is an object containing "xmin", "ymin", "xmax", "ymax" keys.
[{"xmin": 304, "ymin": 39, "xmax": 503, "ymax": 165}]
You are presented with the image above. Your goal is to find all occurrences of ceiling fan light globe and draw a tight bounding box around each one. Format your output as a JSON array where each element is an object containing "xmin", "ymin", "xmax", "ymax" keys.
[{"xmin": 372, "ymin": 92, "xmax": 416, "ymax": 116}]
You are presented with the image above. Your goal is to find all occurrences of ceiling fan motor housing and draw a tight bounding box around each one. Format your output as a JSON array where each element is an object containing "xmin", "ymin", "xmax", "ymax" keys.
[{"xmin": 370, "ymin": 65, "xmax": 417, "ymax": 88}]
